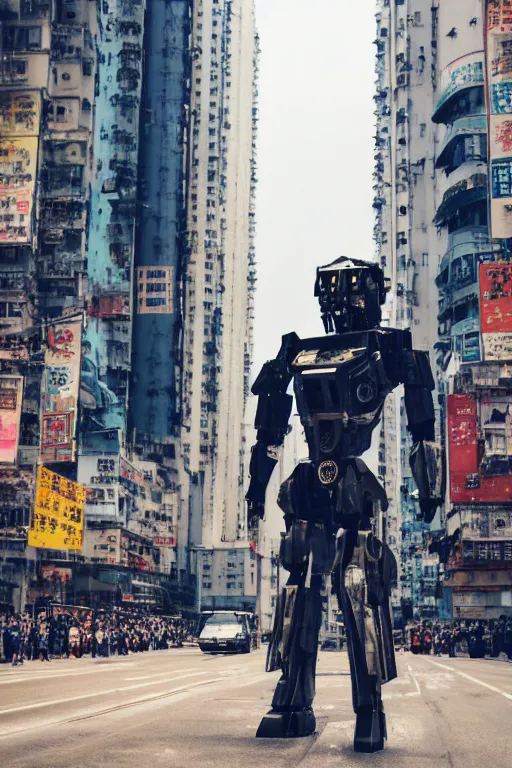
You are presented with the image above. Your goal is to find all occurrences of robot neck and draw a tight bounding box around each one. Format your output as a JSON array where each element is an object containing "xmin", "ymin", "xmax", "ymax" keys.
[{"xmin": 322, "ymin": 311, "xmax": 377, "ymax": 334}]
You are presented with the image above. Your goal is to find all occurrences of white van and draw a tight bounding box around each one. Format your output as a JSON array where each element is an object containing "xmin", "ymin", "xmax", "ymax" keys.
[{"xmin": 198, "ymin": 611, "xmax": 257, "ymax": 654}]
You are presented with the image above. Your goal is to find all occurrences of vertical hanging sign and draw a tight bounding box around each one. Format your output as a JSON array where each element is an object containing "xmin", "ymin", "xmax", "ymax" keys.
[
  {"xmin": 40, "ymin": 315, "xmax": 83, "ymax": 463},
  {"xmin": 0, "ymin": 375, "xmax": 23, "ymax": 464},
  {"xmin": 486, "ymin": 1, "xmax": 512, "ymax": 237}
]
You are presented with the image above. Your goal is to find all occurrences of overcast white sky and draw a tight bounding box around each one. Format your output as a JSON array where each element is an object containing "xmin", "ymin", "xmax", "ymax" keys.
[{"xmin": 253, "ymin": 0, "xmax": 377, "ymax": 371}]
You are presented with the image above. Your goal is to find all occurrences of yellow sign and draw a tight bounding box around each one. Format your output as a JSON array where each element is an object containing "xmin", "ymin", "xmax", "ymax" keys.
[
  {"xmin": 28, "ymin": 466, "xmax": 85, "ymax": 551},
  {"xmin": 0, "ymin": 91, "xmax": 41, "ymax": 244}
]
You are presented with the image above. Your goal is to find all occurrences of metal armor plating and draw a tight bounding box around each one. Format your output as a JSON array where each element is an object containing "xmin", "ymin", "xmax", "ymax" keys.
[{"xmin": 246, "ymin": 257, "xmax": 445, "ymax": 753}]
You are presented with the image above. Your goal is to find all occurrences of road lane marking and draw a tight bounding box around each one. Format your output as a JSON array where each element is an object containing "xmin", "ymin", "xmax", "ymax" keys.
[
  {"xmin": 0, "ymin": 671, "xmax": 208, "ymax": 716},
  {"xmin": 0, "ymin": 664, "xmax": 133, "ymax": 686},
  {"xmin": 0, "ymin": 679, "xmax": 224, "ymax": 739},
  {"xmin": 0, "ymin": 668, "xmax": 274, "ymax": 739},
  {"xmin": 124, "ymin": 667, "xmax": 198, "ymax": 681},
  {"xmin": 405, "ymin": 664, "xmax": 422, "ymax": 696},
  {"xmin": 423, "ymin": 658, "xmax": 512, "ymax": 702}
]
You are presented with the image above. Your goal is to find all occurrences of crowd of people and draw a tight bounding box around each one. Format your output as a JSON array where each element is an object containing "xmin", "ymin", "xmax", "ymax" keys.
[
  {"xmin": 0, "ymin": 611, "xmax": 193, "ymax": 665},
  {"xmin": 407, "ymin": 617, "xmax": 512, "ymax": 660}
]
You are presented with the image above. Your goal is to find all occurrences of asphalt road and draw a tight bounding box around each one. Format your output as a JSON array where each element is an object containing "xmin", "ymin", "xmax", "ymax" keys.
[{"xmin": 0, "ymin": 647, "xmax": 511, "ymax": 767}]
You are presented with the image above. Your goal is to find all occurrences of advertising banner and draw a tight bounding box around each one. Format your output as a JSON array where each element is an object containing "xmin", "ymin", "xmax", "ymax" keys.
[
  {"xmin": 447, "ymin": 393, "xmax": 512, "ymax": 501},
  {"xmin": 437, "ymin": 52, "xmax": 485, "ymax": 114},
  {"xmin": 486, "ymin": 3, "xmax": 512, "ymax": 236},
  {"xmin": 462, "ymin": 538, "xmax": 512, "ymax": 564},
  {"xmin": 40, "ymin": 315, "xmax": 82, "ymax": 463},
  {"xmin": 0, "ymin": 375, "xmax": 23, "ymax": 465},
  {"xmin": 458, "ymin": 505, "xmax": 512, "ymax": 538},
  {"xmin": 153, "ymin": 532, "xmax": 176, "ymax": 547},
  {"xmin": 28, "ymin": 466, "xmax": 85, "ymax": 550},
  {"xmin": 0, "ymin": 91, "xmax": 41, "ymax": 244},
  {"xmin": 479, "ymin": 262, "xmax": 512, "ymax": 359}
]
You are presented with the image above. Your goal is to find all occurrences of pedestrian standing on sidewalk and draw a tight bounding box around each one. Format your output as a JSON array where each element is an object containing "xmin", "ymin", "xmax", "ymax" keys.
[{"xmin": 38, "ymin": 629, "xmax": 50, "ymax": 662}]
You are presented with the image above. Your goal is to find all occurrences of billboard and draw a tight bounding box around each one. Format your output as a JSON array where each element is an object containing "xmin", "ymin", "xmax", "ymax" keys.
[
  {"xmin": 154, "ymin": 532, "xmax": 176, "ymax": 547},
  {"xmin": 40, "ymin": 315, "xmax": 82, "ymax": 463},
  {"xmin": 479, "ymin": 262, "xmax": 512, "ymax": 359},
  {"xmin": 437, "ymin": 52, "xmax": 485, "ymax": 114},
  {"xmin": 462, "ymin": 538, "xmax": 512, "ymax": 564},
  {"xmin": 0, "ymin": 375, "xmax": 23, "ymax": 465},
  {"xmin": 0, "ymin": 91, "xmax": 41, "ymax": 244},
  {"xmin": 28, "ymin": 466, "xmax": 85, "ymax": 550},
  {"xmin": 486, "ymin": 3, "xmax": 512, "ymax": 236},
  {"xmin": 458, "ymin": 505, "xmax": 512, "ymax": 538},
  {"xmin": 447, "ymin": 393, "xmax": 512, "ymax": 502}
]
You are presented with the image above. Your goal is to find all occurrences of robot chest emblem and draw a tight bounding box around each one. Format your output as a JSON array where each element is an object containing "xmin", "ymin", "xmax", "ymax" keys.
[{"xmin": 318, "ymin": 459, "xmax": 339, "ymax": 485}]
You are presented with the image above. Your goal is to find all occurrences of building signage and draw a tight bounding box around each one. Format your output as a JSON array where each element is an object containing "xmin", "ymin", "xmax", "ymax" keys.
[
  {"xmin": 153, "ymin": 534, "xmax": 176, "ymax": 547},
  {"xmin": 0, "ymin": 375, "xmax": 23, "ymax": 465},
  {"xmin": 458, "ymin": 505, "xmax": 512, "ymax": 539},
  {"xmin": 486, "ymin": 3, "xmax": 512, "ymax": 236},
  {"xmin": 28, "ymin": 466, "xmax": 85, "ymax": 550},
  {"xmin": 447, "ymin": 393, "xmax": 512, "ymax": 502},
  {"xmin": 0, "ymin": 91, "xmax": 41, "ymax": 244},
  {"xmin": 462, "ymin": 538, "xmax": 512, "ymax": 563},
  {"xmin": 480, "ymin": 262, "xmax": 512, "ymax": 360},
  {"xmin": 120, "ymin": 456, "xmax": 144, "ymax": 485},
  {"xmin": 437, "ymin": 52, "xmax": 484, "ymax": 113},
  {"xmin": 40, "ymin": 315, "xmax": 82, "ymax": 463}
]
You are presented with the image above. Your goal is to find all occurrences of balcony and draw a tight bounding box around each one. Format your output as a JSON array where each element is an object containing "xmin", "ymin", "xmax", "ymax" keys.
[
  {"xmin": 434, "ymin": 174, "xmax": 487, "ymax": 228},
  {"xmin": 432, "ymin": 53, "xmax": 485, "ymax": 125}
]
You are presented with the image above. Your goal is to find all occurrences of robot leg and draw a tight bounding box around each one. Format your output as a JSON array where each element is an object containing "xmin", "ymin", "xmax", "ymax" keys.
[
  {"xmin": 332, "ymin": 529, "xmax": 396, "ymax": 753},
  {"xmin": 257, "ymin": 520, "xmax": 323, "ymax": 739}
]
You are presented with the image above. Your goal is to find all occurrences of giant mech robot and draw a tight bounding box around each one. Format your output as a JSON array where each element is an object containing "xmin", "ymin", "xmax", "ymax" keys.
[{"xmin": 246, "ymin": 257, "xmax": 445, "ymax": 753}]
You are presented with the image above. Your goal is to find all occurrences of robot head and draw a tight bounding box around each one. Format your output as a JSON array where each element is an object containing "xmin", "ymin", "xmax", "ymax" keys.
[{"xmin": 314, "ymin": 256, "xmax": 389, "ymax": 334}]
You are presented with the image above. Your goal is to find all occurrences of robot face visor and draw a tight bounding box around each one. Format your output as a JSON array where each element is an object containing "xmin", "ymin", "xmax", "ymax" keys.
[{"xmin": 315, "ymin": 267, "xmax": 382, "ymax": 317}]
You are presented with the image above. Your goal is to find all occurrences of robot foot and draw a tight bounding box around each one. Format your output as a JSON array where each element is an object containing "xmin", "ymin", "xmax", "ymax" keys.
[
  {"xmin": 256, "ymin": 708, "xmax": 316, "ymax": 739},
  {"xmin": 353, "ymin": 706, "xmax": 386, "ymax": 753}
]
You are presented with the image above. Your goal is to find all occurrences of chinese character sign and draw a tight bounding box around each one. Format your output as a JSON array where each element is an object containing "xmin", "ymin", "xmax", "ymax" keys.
[
  {"xmin": 0, "ymin": 375, "xmax": 23, "ymax": 465},
  {"xmin": 486, "ymin": 2, "xmax": 512, "ymax": 237},
  {"xmin": 479, "ymin": 262, "xmax": 512, "ymax": 360},
  {"xmin": 40, "ymin": 316, "xmax": 82, "ymax": 463},
  {"xmin": 448, "ymin": 393, "xmax": 512, "ymax": 502},
  {"xmin": 0, "ymin": 91, "xmax": 41, "ymax": 244},
  {"xmin": 28, "ymin": 466, "xmax": 85, "ymax": 551}
]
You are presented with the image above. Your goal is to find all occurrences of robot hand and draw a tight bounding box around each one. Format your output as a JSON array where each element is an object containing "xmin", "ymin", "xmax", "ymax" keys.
[{"xmin": 409, "ymin": 440, "xmax": 446, "ymax": 524}]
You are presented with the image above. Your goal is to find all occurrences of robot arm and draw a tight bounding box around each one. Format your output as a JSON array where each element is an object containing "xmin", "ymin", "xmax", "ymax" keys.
[
  {"xmin": 402, "ymin": 349, "xmax": 445, "ymax": 523},
  {"xmin": 246, "ymin": 333, "xmax": 298, "ymax": 523}
]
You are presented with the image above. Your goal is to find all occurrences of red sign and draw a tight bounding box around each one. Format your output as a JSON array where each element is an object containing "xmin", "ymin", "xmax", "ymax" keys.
[
  {"xmin": 120, "ymin": 457, "xmax": 144, "ymax": 485},
  {"xmin": 153, "ymin": 535, "xmax": 176, "ymax": 547},
  {"xmin": 87, "ymin": 295, "xmax": 130, "ymax": 319},
  {"xmin": 122, "ymin": 593, "xmax": 134, "ymax": 602},
  {"xmin": 480, "ymin": 262, "xmax": 512, "ymax": 335},
  {"xmin": 448, "ymin": 393, "xmax": 512, "ymax": 502}
]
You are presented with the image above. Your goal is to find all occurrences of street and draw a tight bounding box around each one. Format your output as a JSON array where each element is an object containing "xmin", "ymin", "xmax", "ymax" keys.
[{"xmin": 0, "ymin": 648, "xmax": 510, "ymax": 767}]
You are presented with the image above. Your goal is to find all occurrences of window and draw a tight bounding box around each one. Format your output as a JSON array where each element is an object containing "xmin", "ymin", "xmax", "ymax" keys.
[{"xmin": 146, "ymin": 297, "xmax": 166, "ymax": 307}]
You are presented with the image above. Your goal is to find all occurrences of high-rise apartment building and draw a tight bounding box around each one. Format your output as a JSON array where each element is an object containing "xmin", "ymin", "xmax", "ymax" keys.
[
  {"xmin": 374, "ymin": 0, "xmax": 444, "ymax": 623},
  {"xmin": 434, "ymin": 0, "xmax": 512, "ymax": 622},
  {"xmin": 180, "ymin": 0, "xmax": 258, "ymax": 610},
  {"xmin": 376, "ymin": 0, "xmax": 512, "ymax": 624},
  {"xmin": 0, "ymin": 0, "xmax": 257, "ymax": 614}
]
